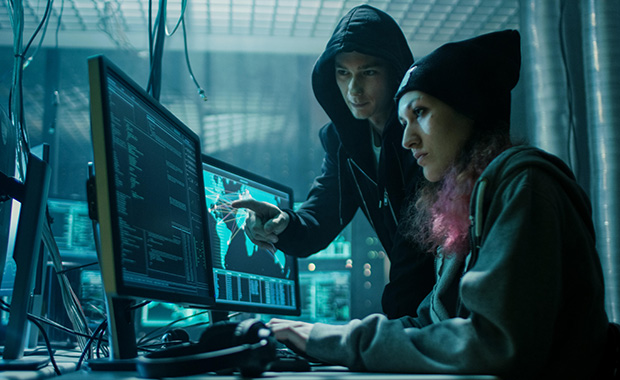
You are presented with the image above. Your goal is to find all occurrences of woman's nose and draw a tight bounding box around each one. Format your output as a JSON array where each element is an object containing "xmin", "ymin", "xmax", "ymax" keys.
[{"xmin": 402, "ymin": 125, "xmax": 418, "ymax": 149}]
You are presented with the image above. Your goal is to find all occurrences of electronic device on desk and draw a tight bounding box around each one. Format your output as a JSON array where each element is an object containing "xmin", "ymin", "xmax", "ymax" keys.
[
  {"xmin": 87, "ymin": 54, "xmax": 215, "ymax": 371},
  {"xmin": 47, "ymin": 198, "xmax": 98, "ymax": 262},
  {"xmin": 45, "ymin": 198, "xmax": 103, "ymax": 347},
  {"xmin": 87, "ymin": 55, "xmax": 288, "ymax": 378},
  {"xmin": 1, "ymin": 144, "xmax": 50, "ymax": 347},
  {"xmin": 199, "ymin": 156, "xmax": 310, "ymax": 374},
  {"xmin": 0, "ymin": 151, "xmax": 52, "ymax": 370},
  {"xmin": 136, "ymin": 155, "xmax": 307, "ymax": 378},
  {"xmin": 201, "ymin": 154, "xmax": 301, "ymax": 321}
]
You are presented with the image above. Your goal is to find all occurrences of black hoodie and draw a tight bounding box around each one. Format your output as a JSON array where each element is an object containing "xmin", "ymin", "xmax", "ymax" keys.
[{"xmin": 275, "ymin": 5, "xmax": 435, "ymax": 319}]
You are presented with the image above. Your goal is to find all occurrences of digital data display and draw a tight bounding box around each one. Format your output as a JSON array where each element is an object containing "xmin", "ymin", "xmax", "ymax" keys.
[
  {"xmin": 202, "ymin": 156, "xmax": 300, "ymax": 315},
  {"xmin": 89, "ymin": 55, "xmax": 214, "ymax": 307}
]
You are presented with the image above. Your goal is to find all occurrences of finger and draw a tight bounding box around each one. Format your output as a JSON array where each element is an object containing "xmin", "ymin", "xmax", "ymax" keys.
[
  {"xmin": 267, "ymin": 320, "xmax": 310, "ymax": 353},
  {"xmin": 246, "ymin": 222, "xmax": 279, "ymax": 244},
  {"xmin": 243, "ymin": 221, "xmax": 279, "ymax": 250},
  {"xmin": 233, "ymin": 199, "xmax": 282, "ymax": 221},
  {"xmin": 264, "ymin": 213, "xmax": 289, "ymax": 235},
  {"xmin": 231, "ymin": 199, "xmax": 266, "ymax": 214},
  {"xmin": 266, "ymin": 318, "xmax": 287, "ymax": 328},
  {"xmin": 245, "ymin": 230, "xmax": 277, "ymax": 251}
]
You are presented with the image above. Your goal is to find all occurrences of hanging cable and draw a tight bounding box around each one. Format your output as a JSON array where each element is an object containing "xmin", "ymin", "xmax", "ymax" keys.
[
  {"xmin": 54, "ymin": 0, "xmax": 65, "ymax": 49},
  {"xmin": 146, "ymin": 0, "xmax": 167, "ymax": 100},
  {"xmin": 22, "ymin": 0, "xmax": 55, "ymax": 70},
  {"xmin": 181, "ymin": 14, "xmax": 207, "ymax": 101},
  {"xmin": 165, "ymin": 0, "xmax": 187, "ymax": 36}
]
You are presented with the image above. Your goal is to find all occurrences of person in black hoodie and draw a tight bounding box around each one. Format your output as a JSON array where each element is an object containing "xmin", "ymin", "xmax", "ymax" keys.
[{"xmin": 233, "ymin": 4, "xmax": 434, "ymax": 319}]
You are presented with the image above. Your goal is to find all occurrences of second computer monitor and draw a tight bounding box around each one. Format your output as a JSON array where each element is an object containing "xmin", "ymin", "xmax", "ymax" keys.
[{"xmin": 202, "ymin": 155, "xmax": 300, "ymax": 317}]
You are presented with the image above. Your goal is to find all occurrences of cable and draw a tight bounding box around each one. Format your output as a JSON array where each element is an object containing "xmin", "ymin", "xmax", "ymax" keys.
[
  {"xmin": 7, "ymin": 0, "xmax": 56, "ymax": 174},
  {"xmin": 128, "ymin": 300, "xmax": 151, "ymax": 311},
  {"xmin": 146, "ymin": 0, "xmax": 167, "ymax": 100},
  {"xmin": 55, "ymin": 261, "xmax": 99, "ymax": 275},
  {"xmin": 22, "ymin": 0, "xmax": 55, "ymax": 70},
  {"xmin": 42, "ymin": 218, "xmax": 92, "ymax": 353},
  {"xmin": 137, "ymin": 309, "xmax": 210, "ymax": 347},
  {"xmin": 8, "ymin": 0, "xmax": 30, "ymax": 175},
  {"xmin": 145, "ymin": 0, "xmax": 207, "ymax": 101},
  {"xmin": 0, "ymin": 298, "xmax": 101, "ymax": 342},
  {"xmin": 54, "ymin": 0, "xmax": 65, "ymax": 49},
  {"xmin": 165, "ymin": 0, "xmax": 187, "ymax": 36},
  {"xmin": 27, "ymin": 316, "xmax": 61, "ymax": 375},
  {"xmin": 0, "ymin": 300, "xmax": 61, "ymax": 375},
  {"xmin": 95, "ymin": 325, "xmax": 108, "ymax": 358},
  {"xmin": 182, "ymin": 16, "xmax": 207, "ymax": 101},
  {"xmin": 75, "ymin": 320, "xmax": 108, "ymax": 370},
  {"xmin": 22, "ymin": 0, "xmax": 55, "ymax": 58}
]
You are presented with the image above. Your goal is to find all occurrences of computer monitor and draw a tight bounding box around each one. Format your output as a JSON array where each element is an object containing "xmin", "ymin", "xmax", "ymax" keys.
[
  {"xmin": 0, "ymin": 152, "xmax": 51, "ymax": 369},
  {"xmin": 201, "ymin": 155, "xmax": 301, "ymax": 319},
  {"xmin": 0, "ymin": 105, "xmax": 16, "ymax": 298},
  {"xmin": 45, "ymin": 198, "xmax": 102, "ymax": 347},
  {"xmin": 87, "ymin": 54, "xmax": 215, "ymax": 366},
  {"xmin": 47, "ymin": 198, "xmax": 98, "ymax": 262}
]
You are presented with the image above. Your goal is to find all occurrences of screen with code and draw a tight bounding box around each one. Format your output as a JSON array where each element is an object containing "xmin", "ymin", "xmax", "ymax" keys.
[{"xmin": 89, "ymin": 55, "xmax": 214, "ymax": 306}]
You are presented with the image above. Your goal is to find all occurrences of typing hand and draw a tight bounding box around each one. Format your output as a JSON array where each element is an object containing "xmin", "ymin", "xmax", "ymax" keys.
[
  {"xmin": 267, "ymin": 318, "xmax": 314, "ymax": 354},
  {"xmin": 231, "ymin": 198, "xmax": 290, "ymax": 253}
]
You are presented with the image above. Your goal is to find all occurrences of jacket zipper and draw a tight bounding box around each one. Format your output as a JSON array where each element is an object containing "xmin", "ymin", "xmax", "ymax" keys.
[
  {"xmin": 347, "ymin": 158, "xmax": 377, "ymax": 231},
  {"xmin": 347, "ymin": 159, "xmax": 400, "ymax": 226}
]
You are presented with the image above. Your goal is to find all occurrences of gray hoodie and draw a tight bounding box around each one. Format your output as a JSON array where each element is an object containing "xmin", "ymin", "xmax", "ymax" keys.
[{"xmin": 305, "ymin": 146, "xmax": 609, "ymax": 380}]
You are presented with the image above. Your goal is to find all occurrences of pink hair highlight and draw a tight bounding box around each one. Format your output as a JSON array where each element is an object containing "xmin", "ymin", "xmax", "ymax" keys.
[
  {"xmin": 429, "ymin": 167, "xmax": 476, "ymax": 257},
  {"xmin": 403, "ymin": 127, "xmax": 513, "ymax": 258}
]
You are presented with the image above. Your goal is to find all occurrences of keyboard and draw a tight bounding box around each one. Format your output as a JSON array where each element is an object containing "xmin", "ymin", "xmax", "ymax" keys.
[{"xmin": 268, "ymin": 347, "xmax": 312, "ymax": 372}]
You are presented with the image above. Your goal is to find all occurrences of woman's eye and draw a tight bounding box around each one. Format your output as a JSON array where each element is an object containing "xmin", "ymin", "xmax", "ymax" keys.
[{"xmin": 413, "ymin": 107, "xmax": 425, "ymax": 117}]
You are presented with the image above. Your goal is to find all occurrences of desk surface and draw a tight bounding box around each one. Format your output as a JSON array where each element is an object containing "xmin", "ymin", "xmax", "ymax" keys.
[
  {"xmin": 52, "ymin": 368, "xmax": 501, "ymax": 380},
  {"xmin": 0, "ymin": 352, "xmax": 500, "ymax": 380}
]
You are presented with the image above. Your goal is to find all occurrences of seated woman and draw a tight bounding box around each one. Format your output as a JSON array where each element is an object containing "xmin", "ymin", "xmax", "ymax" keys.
[{"xmin": 267, "ymin": 30, "xmax": 616, "ymax": 380}]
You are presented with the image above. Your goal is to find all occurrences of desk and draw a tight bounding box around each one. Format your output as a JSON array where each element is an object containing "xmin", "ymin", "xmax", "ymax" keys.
[
  {"xmin": 54, "ymin": 368, "xmax": 501, "ymax": 380},
  {"xmin": 0, "ymin": 352, "xmax": 501, "ymax": 380},
  {"xmin": 0, "ymin": 351, "xmax": 502, "ymax": 380}
]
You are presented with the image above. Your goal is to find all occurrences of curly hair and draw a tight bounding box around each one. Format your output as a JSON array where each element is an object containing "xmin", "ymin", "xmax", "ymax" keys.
[{"xmin": 403, "ymin": 124, "xmax": 513, "ymax": 258}]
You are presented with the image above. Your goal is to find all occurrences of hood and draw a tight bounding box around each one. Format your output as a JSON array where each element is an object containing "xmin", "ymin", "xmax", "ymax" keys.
[
  {"xmin": 473, "ymin": 145, "xmax": 594, "ymax": 241},
  {"xmin": 468, "ymin": 145, "xmax": 595, "ymax": 269},
  {"xmin": 312, "ymin": 5, "xmax": 414, "ymax": 138}
]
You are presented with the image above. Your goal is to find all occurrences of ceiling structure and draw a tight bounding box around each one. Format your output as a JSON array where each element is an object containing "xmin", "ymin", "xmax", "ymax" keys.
[
  {"xmin": 0, "ymin": 0, "xmax": 521, "ymax": 199},
  {"xmin": 1, "ymin": 0, "xmax": 520, "ymax": 55}
]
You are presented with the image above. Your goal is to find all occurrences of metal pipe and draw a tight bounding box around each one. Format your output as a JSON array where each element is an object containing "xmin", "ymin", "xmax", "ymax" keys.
[
  {"xmin": 519, "ymin": 0, "xmax": 570, "ymax": 162},
  {"xmin": 582, "ymin": 0, "xmax": 620, "ymax": 322}
]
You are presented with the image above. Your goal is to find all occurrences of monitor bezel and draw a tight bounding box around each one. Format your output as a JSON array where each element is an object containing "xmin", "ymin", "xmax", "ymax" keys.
[
  {"xmin": 201, "ymin": 154, "xmax": 301, "ymax": 317},
  {"xmin": 89, "ymin": 54, "xmax": 215, "ymax": 308}
]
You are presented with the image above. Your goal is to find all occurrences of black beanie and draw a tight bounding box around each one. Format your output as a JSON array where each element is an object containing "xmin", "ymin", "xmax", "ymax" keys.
[{"xmin": 395, "ymin": 29, "xmax": 521, "ymax": 128}]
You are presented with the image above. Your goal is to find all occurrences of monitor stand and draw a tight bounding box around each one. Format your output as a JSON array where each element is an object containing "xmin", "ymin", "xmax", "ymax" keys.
[{"xmin": 86, "ymin": 296, "xmax": 138, "ymax": 371}]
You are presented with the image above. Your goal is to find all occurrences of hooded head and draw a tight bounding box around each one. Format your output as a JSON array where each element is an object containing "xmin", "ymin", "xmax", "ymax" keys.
[
  {"xmin": 312, "ymin": 5, "xmax": 414, "ymax": 127},
  {"xmin": 395, "ymin": 29, "xmax": 521, "ymax": 130}
]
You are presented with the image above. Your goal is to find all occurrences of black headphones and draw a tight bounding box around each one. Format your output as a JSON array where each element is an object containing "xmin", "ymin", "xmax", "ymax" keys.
[{"xmin": 136, "ymin": 318, "xmax": 276, "ymax": 378}]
